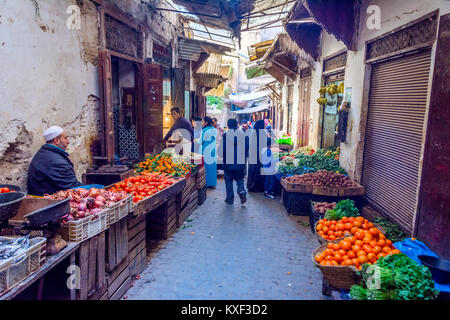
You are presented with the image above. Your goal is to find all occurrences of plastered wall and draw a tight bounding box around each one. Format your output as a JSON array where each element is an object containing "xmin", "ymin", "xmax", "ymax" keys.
[{"xmin": 0, "ymin": 0, "xmax": 181, "ymax": 190}]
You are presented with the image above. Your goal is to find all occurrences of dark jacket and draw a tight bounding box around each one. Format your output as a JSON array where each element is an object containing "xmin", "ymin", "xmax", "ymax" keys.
[
  {"xmin": 220, "ymin": 129, "xmax": 248, "ymax": 176},
  {"xmin": 163, "ymin": 117, "xmax": 194, "ymax": 141},
  {"xmin": 27, "ymin": 144, "xmax": 82, "ymax": 196}
]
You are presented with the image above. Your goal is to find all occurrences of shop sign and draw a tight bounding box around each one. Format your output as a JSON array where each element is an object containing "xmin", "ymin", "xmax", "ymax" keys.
[{"xmin": 153, "ymin": 41, "xmax": 172, "ymax": 66}]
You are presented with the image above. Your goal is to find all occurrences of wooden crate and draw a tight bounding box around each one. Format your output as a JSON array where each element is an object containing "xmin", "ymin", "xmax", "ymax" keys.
[
  {"xmin": 76, "ymin": 232, "xmax": 107, "ymax": 300},
  {"xmin": 280, "ymin": 178, "xmax": 314, "ymax": 193},
  {"xmin": 105, "ymin": 219, "xmax": 129, "ymax": 273},
  {"xmin": 128, "ymin": 214, "xmax": 147, "ymax": 277},
  {"xmin": 107, "ymin": 257, "xmax": 130, "ymax": 300},
  {"xmin": 181, "ymin": 176, "xmax": 195, "ymax": 209},
  {"xmin": 147, "ymin": 195, "xmax": 180, "ymax": 241},
  {"xmin": 132, "ymin": 178, "xmax": 186, "ymax": 216},
  {"xmin": 198, "ymin": 185, "xmax": 207, "ymax": 206},
  {"xmin": 178, "ymin": 203, "xmax": 190, "ymax": 226},
  {"xmin": 196, "ymin": 166, "xmax": 206, "ymax": 189},
  {"xmin": 312, "ymin": 186, "xmax": 340, "ymax": 196},
  {"xmin": 338, "ymin": 183, "xmax": 365, "ymax": 196},
  {"xmin": 188, "ymin": 189, "xmax": 198, "ymax": 214}
]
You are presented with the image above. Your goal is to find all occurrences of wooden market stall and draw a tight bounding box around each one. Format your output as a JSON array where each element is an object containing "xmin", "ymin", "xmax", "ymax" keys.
[{"xmin": 0, "ymin": 165, "xmax": 206, "ymax": 300}]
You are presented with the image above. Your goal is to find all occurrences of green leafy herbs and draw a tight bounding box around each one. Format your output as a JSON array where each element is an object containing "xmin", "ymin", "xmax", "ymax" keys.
[
  {"xmin": 324, "ymin": 199, "xmax": 360, "ymax": 220},
  {"xmin": 373, "ymin": 217, "xmax": 409, "ymax": 243},
  {"xmin": 324, "ymin": 209, "xmax": 340, "ymax": 220},
  {"xmin": 334, "ymin": 199, "xmax": 360, "ymax": 218},
  {"xmin": 350, "ymin": 254, "xmax": 439, "ymax": 300},
  {"xmin": 349, "ymin": 285, "xmax": 367, "ymax": 300}
]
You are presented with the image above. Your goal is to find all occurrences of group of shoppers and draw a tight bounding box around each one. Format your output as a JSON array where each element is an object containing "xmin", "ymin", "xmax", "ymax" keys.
[
  {"xmin": 161, "ymin": 107, "xmax": 277, "ymax": 204},
  {"xmin": 26, "ymin": 106, "xmax": 276, "ymax": 202}
]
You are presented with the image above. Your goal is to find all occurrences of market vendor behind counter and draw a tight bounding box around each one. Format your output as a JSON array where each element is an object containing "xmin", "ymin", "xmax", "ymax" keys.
[{"xmin": 27, "ymin": 126, "xmax": 81, "ymax": 196}]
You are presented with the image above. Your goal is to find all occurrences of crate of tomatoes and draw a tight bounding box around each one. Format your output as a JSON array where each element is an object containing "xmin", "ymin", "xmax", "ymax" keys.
[{"xmin": 109, "ymin": 173, "xmax": 186, "ymax": 216}]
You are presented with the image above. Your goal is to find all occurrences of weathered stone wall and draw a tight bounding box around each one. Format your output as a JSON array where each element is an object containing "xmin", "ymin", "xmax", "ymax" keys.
[
  {"xmin": 0, "ymin": 0, "xmax": 182, "ymax": 191},
  {"xmin": 306, "ymin": 0, "xmax": 450, "ymax": 180}
]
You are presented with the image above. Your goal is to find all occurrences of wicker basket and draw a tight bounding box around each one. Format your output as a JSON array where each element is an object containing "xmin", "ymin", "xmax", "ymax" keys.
[
  {"xmin": 0, "ymin": 236, "xmax": 46, "ymax": 295},
  {"xmin": 58, "ymin": 209, "xmax": 109, "ymax": 243},
  {"xmin": 312, "ymin": 243, "xmax": 361, "ymax": 290},
  {"xmin": 309, "ymin": 201, "xmax": 326, "ymax": 233}
]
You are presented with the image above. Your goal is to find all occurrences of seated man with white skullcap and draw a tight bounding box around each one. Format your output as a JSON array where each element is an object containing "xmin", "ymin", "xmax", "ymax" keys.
[{"xmin": 27, "ymin": 126, "xmax": 81, "ymax": 196}]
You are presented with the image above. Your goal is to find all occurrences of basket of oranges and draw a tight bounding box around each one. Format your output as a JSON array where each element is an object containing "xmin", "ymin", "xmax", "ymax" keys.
[
  {"xmin": 312, "ymin": 230, "xmax": 401, "ymax": 289},
  {"xmin": 314, "ymin": 216, "xmax": 386, "ymax": 244}
]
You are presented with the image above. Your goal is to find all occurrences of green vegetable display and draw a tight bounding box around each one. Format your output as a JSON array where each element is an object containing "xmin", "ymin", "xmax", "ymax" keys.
[
  {"xmin": 350, "ymin": 254, "xmax": 439, "ymax": 300},
  {"xmin": 373, "ymin": 217, "xmax": 409, "ymax": 243},
  {"xmin": 334, "ymin": 199, "xmax": 360, "ymax": 218},
  {"xmin": 324, "ymin": 209, "xmax": 340, "ymax": 220},
  {"xmin": 277, "ymin": 147, "xmax": 345, "ymax": 176},
  {"xmin": 324, "ymin": 199, "xmax": 360, "ymax": 220},
  {"xmin": 276, "ymin": 137, "xmax": 293, "ymax": 145}
]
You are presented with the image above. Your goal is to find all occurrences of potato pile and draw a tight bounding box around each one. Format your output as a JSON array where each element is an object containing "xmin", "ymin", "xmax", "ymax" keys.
[
  {"xmin": 313, "ymin": 202, "xmax": 336, "ymax": 214},
  {"xmin": 285, "ymin": 170, "xmax": 357, "ymax": 188}
]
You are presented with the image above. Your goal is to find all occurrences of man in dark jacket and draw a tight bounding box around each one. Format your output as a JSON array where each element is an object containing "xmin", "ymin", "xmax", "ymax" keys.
[
  {"xmin": 163, "ymin": 107, "xmax": 193, "ymax": 151},
  {"xmin": 27, "ymin": 126, "xmax": 81, "ymax": 196},
  {"xmin": 219, "ymin": 118, "xmax": 248, "ymax": 204}
]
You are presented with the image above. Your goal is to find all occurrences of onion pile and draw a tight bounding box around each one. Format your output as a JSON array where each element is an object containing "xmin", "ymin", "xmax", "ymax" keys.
[
  {"xmin": 313, "ymin": 202, "xmax": 336, "ymax": 214},
  {"xmin": 285, "ymin": 170, "xmax": 357, "ymax": 188},
  {"xmin": 44, "ymin": 188, "xmax": 128, "ymax": 222}
]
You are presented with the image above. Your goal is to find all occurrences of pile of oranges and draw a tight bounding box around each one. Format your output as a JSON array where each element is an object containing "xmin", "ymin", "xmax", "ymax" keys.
[
  {"xmin": 316, "ymin": 216, "xmax": 375, "ymax": 241},
  {"xmin": 314, "ymin": 224, "xmax": 400, "ymax": 270}
]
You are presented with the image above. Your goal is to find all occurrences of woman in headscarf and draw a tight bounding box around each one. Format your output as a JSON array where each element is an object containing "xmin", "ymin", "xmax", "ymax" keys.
[
  {"xmin": 199, "ymin": 116, "xmax": 217, "ymax": 188},
  {"xmin": 246, "ymin": 119, "xmax": 266, "ymax": 192}
]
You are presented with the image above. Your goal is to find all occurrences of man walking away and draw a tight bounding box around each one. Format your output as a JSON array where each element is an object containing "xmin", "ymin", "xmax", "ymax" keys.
[{"xmin": 220, "ymin": 118, "xmax": 247, "ymax": 204}]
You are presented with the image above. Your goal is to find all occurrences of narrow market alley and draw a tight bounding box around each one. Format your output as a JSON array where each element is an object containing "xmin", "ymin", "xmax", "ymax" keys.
[
  {"xmin": 125, "ymin": 178, "xmax": 326, "ymax": 300},
  {"xmin": 0, "ymin": 0, "xmax": 448, "ymax": 305}
]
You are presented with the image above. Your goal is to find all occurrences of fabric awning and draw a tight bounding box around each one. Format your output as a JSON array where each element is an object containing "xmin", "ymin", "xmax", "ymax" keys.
[
  {"xmin": 228, "ymin": 90, "xmax": 271, "ymax": 102},
  {"xmin": 232, "ymin": 104, "xmax": 270, "ymax": 114}
]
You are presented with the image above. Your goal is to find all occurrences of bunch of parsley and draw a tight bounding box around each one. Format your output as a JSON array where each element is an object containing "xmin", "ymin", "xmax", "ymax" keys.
[{"xmin": 351, "ymin": 254, "xmax": 439, "ymax": 300}]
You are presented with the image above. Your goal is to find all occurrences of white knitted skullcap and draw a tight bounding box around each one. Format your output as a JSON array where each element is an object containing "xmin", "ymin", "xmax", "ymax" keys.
[{"xmin": 43, "ymin": 126, "xmax": 64, "ymax": 142}]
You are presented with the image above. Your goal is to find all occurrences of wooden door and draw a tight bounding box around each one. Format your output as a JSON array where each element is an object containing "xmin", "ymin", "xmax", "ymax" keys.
[
  {"xmin": 297, "ymin": 78, "xmax": 311, "ymax": 147},
  {"xmin": 143, "ymin": 63, "xmax": 163, "ymax": 154},
  {"xmin": 98, "ymin": 50, "xmax": 114, "ymax": 162}
]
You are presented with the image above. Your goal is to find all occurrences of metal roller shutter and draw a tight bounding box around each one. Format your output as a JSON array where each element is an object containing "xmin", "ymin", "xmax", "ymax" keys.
[{"xmin": 362, "ymin": 49, "xmax": 431, "ymax": 233}]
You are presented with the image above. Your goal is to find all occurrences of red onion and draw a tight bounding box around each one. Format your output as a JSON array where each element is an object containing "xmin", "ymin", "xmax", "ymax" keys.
[
  {"xmin": 94, "ymin": 200, "xmax": 104, "ymax": 208},
  {"xmin": 89, "ymin": 187, "xmax": 99, "ymax": 197},
  {"xmin": 91, "ymin": 208, "xmax": 103, "ymax": 214},
  {"xmin": 77, "ymin": 203, "xmax": 87, "ymax": 211},
  {"xmin": 67, "ymin": 215, "xmax": 74, "ymax": 222},
  {"xmin": 95, "ymin": 195, "xmax": 106, "ymax": 203}
]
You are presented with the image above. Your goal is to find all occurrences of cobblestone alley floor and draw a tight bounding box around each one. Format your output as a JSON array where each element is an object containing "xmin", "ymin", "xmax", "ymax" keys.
[{"xmin": 125, "ymin": 177, "xmax": 329, "ymax": 300}]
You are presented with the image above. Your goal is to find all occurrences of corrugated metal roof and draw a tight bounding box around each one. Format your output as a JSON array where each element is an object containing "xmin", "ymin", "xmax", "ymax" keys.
[{"xmin": 179, "ymin": 38, "xmax": 234, "ymax": 62}]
